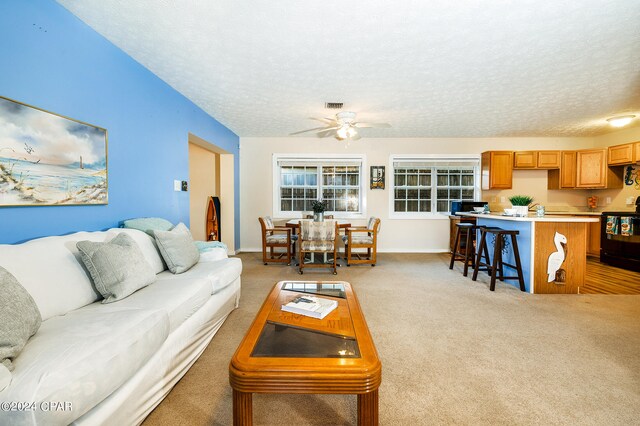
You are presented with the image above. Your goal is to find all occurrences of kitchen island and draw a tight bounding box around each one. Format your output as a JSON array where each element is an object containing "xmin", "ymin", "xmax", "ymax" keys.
[{"xmin": 458, "ymin": 212, "xmax": 599, "ymax": 294}]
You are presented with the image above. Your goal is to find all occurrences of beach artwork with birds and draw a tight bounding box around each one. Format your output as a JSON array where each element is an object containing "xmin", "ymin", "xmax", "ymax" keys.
[{"xmin": 0, "ymin": 96, "xmax": 107, "ymax": 206}]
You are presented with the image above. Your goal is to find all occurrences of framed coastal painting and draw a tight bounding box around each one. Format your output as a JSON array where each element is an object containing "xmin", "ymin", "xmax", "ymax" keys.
[{"xmin": 0, "ymin": 96, "xmax": 108, "ymax": 206}]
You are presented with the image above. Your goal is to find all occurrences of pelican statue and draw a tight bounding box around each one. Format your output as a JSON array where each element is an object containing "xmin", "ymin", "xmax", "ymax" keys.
[{"xmin": 547, "ymin": 232, "xmax": 567, "ymax": 282}]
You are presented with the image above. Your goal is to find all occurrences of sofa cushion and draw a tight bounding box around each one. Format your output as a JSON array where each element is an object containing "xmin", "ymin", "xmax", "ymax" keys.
[
  {"xmin": 198, "ymin": 248, "xmax": 228, "ymax": 263},
  {"xmin": 156, "ymin": 257, "xmax": 242, "ymax": 295},
  {"xmin": 98, "ymin": 277, "xmax": 212, "ymax": 332},
  {"xmin": 153, "ymin": 223, "xmax": 200, "ymax": 274},
  {"xmin": 0, "ymin": 231, "xmax": 105, "ymax": 321},
  {"xmin": 107, "ymin": 228, "xmax": 167, "ymax": 274},
  {"xmin": 0, "ymin": 306, "xmax": 169, "ymax": 425},
  {"xmin": 122, "ymin": 217, "xmax": 174, "ymax": 236},
  {"xmin": 0, "ymin": 266, "xmax": 42, "ymax": 371},
  {"xmin": 77, "ymin": 233, "xmax": 156, "ymax": 303}
]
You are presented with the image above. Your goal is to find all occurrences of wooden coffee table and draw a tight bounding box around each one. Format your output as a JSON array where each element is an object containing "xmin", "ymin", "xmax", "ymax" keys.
[{"xmin": 229, "ymin": 281, "xmax": 381, "ymax": 425}]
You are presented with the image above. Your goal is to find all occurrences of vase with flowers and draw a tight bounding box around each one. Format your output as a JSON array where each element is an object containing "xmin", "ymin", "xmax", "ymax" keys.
[
  {"xmin": 311, "ymin": 200, "xmax": 327, "ymax": 222},
  {"xmin": 508, "ymin": 195, "xmax": 534, "ymax": 217}
]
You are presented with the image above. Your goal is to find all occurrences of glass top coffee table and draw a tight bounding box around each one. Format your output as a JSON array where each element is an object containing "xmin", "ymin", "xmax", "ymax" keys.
[{"xmin": 229, "ymin": 280, "xmax": 381, "ymax": 425}]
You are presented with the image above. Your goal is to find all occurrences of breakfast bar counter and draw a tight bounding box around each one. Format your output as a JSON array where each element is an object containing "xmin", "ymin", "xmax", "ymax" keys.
[{"xmin": 458, "ymin": 213, "xmax": 599, "ymax": 294}]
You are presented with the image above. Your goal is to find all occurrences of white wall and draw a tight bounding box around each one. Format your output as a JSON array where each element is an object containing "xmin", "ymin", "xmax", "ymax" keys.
[{"xmin": 240, "ymin": 136, "xmax": 599, "ymax": 252}]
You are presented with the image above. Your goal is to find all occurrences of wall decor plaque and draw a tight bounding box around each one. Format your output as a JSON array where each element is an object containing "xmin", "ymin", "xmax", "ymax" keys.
[
  {"xmin": 0, "ymin": 96, "xmax": 107, "ymax": 206},
  {"xmin": 370, "ymin": 166, "xmax": 385, "ymax": 190}
]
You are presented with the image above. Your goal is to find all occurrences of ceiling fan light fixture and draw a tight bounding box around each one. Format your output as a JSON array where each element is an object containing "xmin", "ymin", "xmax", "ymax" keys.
[
  {"xmin": 606, "ymin": 115, "xmax": 636, "ymax": 128},
  {"xmin": 336, "ymin": 125, "xmax": 357, "ymax": 140}
]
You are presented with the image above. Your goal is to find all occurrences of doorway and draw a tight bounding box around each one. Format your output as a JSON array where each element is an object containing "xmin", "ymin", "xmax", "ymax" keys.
[{"xmin": 188, "ymin": 133, "xmax": 235, "ymax": 253}]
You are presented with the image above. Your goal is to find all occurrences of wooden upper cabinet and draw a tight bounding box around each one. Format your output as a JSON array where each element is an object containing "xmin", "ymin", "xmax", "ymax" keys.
[
  {"xmin": 608, "ymin": 143, "xmax": 635, "ymax": 165},
  {"xmin": 513, "ymin": 151, "xmax": 537, "ymax": 168},
  {"xmin": 635, "ymin": 142, "xmax": 640, "ymax": 164},
  {"xmin": 482, "ymin": 151, "xmax": 513, "ymax": 190},
  {"xmin": 537, "ymin": 151, "xmax": 560, "ymax": 169},
  {"xmin": 576, "ymin": 148, "xmax": 623, "ymax": 189},
  {"xmin": 548, "ymin": 151, "xmax": 576, "ymax": 189},
  {"xmin": 514, "ymin": 151, "xmax": 560, "ymax": 169},
  {"xmin": 576, "ymin": 149, "xmax": 606, "ymax": 187}
]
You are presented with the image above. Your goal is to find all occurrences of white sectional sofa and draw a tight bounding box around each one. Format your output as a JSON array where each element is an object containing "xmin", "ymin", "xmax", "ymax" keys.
[{"xmin": 0, "ymin": 228, "xmax": 242, "ymax": 425}]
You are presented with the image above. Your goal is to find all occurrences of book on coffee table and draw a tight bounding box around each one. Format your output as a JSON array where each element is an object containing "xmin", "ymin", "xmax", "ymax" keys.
[{"xmin": 281, "ymin": 295, "xmax": 337, "ymax": 319}]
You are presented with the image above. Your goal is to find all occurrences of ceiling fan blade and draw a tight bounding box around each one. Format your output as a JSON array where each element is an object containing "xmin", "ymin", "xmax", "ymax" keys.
[
  {"xmin": 289, "ymin": 126, "xmax": 334, "ymax": 136},
  {"xmin": 316, "ymin": 128, "xmax": 338, "ymax": 138},
  {"xmin": 310, "ymin": 117, "xmax": 337, "ymax": 125},
  {"xmin": 350, "ymin": 132, "xmax": 362, "ymax": 141},
  {"xmin": 354, "ymin": 122, "xmax": 391, "ymax": 128}
]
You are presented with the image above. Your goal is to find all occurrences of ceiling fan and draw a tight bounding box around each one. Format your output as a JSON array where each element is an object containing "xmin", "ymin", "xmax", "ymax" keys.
[{"xmin": 290, "ymin": 111, "xmax": 391, "ymax": 141}]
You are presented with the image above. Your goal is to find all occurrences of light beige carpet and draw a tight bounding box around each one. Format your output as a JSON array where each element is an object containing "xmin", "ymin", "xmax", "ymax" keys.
[{"xmin": 143, "ymin": 253, "xmax": 640, "ymax": 425}]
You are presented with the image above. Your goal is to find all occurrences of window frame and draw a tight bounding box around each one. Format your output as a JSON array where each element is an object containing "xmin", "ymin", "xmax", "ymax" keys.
[
  {"xmin": 388, "ymin": 154, "xmax": 481, "ymax": 219},
  {"xmin": 272, "ymin": 153, "xmax": 367, "ymax": 219}
]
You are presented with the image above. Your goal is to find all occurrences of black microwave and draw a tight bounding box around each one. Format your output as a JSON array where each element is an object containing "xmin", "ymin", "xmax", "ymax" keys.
[{"xmin": 451, "ymin": 201, "xmax": 487, "ymax": 215}]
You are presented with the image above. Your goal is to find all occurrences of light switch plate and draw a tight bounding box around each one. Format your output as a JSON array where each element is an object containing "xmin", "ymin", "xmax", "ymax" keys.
[{"xmin": 173, "ymin": 180, "xmax": 181, "ymax": 191}]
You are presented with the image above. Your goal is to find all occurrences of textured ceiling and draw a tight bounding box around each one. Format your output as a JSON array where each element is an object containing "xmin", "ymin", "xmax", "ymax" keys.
[{"xmin": 57, "ymin": 0, "xmax": 640, "ymax": 138}]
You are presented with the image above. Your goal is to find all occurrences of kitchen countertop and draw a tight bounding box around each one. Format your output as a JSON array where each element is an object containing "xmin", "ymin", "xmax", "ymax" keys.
[
  {"xmin": 457, "ymin": 212, "xmax": 599, "ymax": 223},
  {"xmin": 542, "ymin": 211, "xmax": 602, "ymax": 216}
]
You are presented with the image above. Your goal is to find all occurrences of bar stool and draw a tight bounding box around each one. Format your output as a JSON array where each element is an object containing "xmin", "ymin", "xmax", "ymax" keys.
[
  {"xmin": 472, "ymin": 228, "xmax": 526, "ymax": 292},
  {"xmin": 449, "ymin": 223, "xmax": 478, "ymax": 276}
]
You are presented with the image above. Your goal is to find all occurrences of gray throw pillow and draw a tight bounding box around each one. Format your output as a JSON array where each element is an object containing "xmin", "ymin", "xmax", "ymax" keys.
[
  {"xmin": 77, "ymin": 233, "xmax": 156, "ymax": 303},
  {"xmin": 153, "ymin": 222, "xmax": 200, "ymax": 274},
  {"xmin": 0, "ymin": 266, "xmax": 42, "ymax": 371}
]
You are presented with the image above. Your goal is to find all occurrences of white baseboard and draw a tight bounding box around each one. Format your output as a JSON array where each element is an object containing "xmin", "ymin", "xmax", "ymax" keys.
[
  {"xmin": 378, "ymin": 248, "xmax": 449, "ymax": 253},
  {"xmin": 237, "ymin": 247, "xmax": 449, "ymax": 254}
]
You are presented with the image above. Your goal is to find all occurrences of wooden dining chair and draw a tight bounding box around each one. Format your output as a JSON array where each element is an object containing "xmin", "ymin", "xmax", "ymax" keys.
[
  {"xmin": 298, "ymin": 219, "xmax": 338, "ymax": 275},
  {"xmin": 258, "ymin": 216, "xmax": 296, "ymax": 265},
  {"xmin": 342, "ymin": 217, "xmax": 381, "ymax": 266}
]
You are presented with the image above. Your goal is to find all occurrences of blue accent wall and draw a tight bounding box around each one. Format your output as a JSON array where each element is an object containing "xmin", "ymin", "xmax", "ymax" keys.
[{"xmin": 0, "ymin": 0, "xmax": 240, "ymax": 246}]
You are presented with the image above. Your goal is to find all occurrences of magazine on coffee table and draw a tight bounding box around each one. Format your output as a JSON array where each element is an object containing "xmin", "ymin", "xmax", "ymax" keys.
[{"xmin": 281, "ymin": 295, "xmax": 338, "ymax": 319}]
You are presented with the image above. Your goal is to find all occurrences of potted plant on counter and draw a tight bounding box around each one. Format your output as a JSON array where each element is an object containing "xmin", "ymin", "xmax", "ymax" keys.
[
  {"xmin": 311, "ymin": 199, "xmax": 327, "ymax": 222},
  {"xmin": 509, "ymin": 195, "xmax": 534, "ymax": 217}
]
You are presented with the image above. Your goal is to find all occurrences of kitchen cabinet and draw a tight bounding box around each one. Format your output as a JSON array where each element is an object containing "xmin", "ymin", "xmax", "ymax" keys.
[
  {"xmin": 481, "ymin": 151, "xmax": 513, "ymax": 190},
  {"xmin": 608, "ymin": 143, "xmax": 635, "ymax": 165},
  {"xmin": 548, "ymin": 151, "xmax": 577, "ymax": 189},
  {"xmin": 585, "ymin": 216, "xmax": 601, "ymax": 257},
  {"xmin": 576, "ymin": 149, "xmax": 623, "ymax": 189},
  {"xmin": 513, "ymin": 151, "xmax": 537, "ymax": 168},
  {"xmin": 513, "ymin": 151, "xmax": 560, "ymax": 169},
  {"xmin": 635, "ymin": 142, "xmax": 640, "ymax": 164},
  {"xmin": 537, "ymin": 151, "xmax": 560, "ymax": 169}
]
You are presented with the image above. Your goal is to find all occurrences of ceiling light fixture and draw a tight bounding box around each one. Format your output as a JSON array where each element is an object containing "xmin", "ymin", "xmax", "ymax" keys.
[
  {"xmin": 336, "ymin": 125, "xmax": 357, "ymax": 140},
  {"xmin": 606, "ymin": 115, "xmax": 636, "ymax": 128}
]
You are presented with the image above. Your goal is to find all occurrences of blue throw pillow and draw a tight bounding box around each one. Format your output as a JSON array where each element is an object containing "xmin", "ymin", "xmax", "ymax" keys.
[{"xmin": 123, "ymin": 217, "xmax": 174, "ymax": 236}]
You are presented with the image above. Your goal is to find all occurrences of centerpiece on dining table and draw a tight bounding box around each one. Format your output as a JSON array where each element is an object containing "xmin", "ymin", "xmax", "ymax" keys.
[{"xmin": 311, "ymin": 199, "xmax": 327, "ymax": 222}]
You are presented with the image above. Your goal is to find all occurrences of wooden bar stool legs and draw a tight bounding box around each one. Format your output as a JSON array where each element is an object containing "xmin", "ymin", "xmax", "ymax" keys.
[
  {"xmin": 472, "ymin": 228, "xmax": 526, "ymax": 292},
  {"xmin": 449, "ymin": 223, "xmax": 476, "ymax": 276}
]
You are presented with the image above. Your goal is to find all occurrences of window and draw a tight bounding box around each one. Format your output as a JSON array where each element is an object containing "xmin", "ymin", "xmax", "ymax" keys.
[
  {"xmin": 390, "ymin": 156, "xmax": 480, "ymax": 216},
  {"xmin": 273, "ymin": 155, "xmax": 365, "ymax": 218}
]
